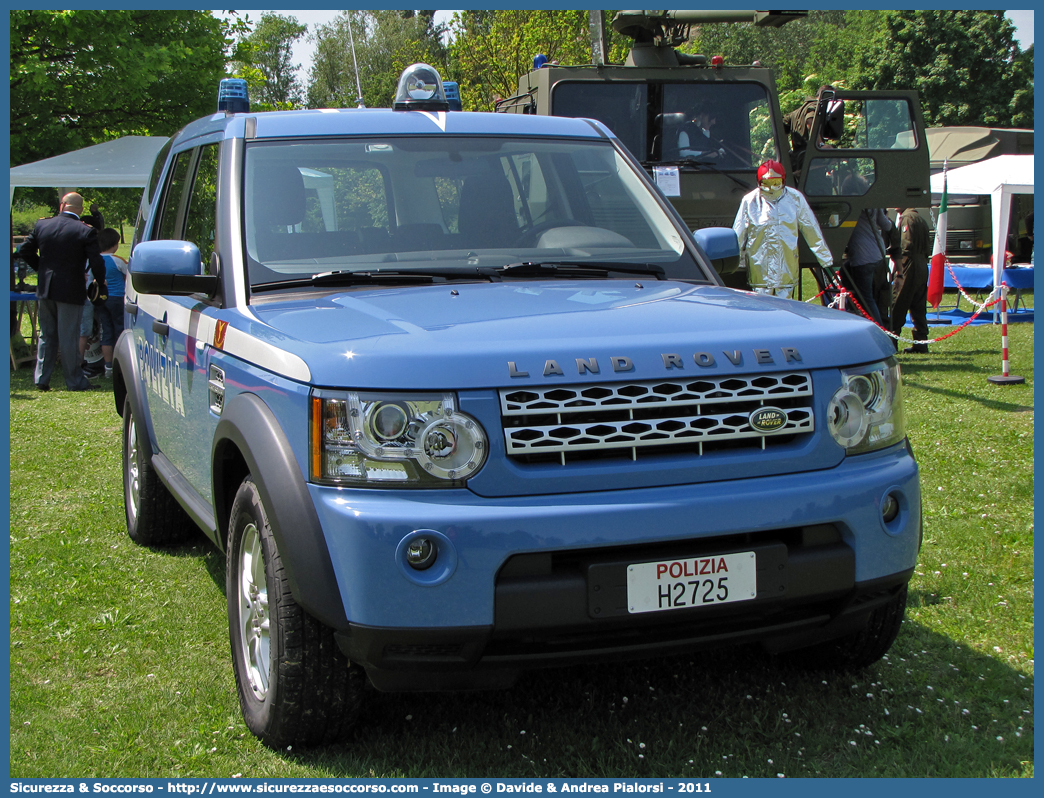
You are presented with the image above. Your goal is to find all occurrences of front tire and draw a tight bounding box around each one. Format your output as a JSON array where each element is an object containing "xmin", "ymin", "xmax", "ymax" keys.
[
  {"xmin": 227, "ymin": 477, "xmax": 364, "ymax": 748},
  {"xmin": 122, "ymin": 396, "xmax": 192, "ymax": 545},
  {"xmin": 793, "ymin": 584, "xmax": 908, "ymax": 672}
]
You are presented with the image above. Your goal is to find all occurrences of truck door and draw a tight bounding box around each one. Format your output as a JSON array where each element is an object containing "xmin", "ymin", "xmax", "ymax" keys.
[
  {"xmin": 131, "ymin": 141, "xmax": 222, "ymax": 505},
  {"xmin": 795, "ymin": 90, "xmax": 930, "ymax": 293}
]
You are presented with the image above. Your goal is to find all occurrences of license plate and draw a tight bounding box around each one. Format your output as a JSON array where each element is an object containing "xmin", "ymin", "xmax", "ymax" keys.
[{"xmin": 626, "ymin": 551, "xmax": 757, "ymax": 614}]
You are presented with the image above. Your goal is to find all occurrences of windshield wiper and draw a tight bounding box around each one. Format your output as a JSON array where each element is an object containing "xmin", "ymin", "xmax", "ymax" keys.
[
  {"xmin": 493, "ymin": 261, "xmax": 667, "ymax": 280},
  {"xmin": 252, "ymin": 268, "xmax": 491, "ymax": 292}
]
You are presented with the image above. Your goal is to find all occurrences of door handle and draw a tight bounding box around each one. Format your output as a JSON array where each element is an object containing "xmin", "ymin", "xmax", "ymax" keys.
[
  {"xmin": 125, "ymin": 299, "xmax": 138, "ymax": 318},
  {"xmin": 152, "ymin": 317, "xmax": 169, "ymax": 337}
]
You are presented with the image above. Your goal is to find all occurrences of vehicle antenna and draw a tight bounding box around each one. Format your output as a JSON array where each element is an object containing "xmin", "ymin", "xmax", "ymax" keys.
[
  {"xmin": 347, "ymin": 13, "xmax": 365, "ymax": 108},
  {"xmin": 589, "ymin": 10, "xmax": 608, "ymax": 66}
]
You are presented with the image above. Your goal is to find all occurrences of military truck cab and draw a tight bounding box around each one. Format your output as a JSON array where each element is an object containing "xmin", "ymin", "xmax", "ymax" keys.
[{"xmin": 498, "ymin": 10, "xmax": 931, "ymax": 299}]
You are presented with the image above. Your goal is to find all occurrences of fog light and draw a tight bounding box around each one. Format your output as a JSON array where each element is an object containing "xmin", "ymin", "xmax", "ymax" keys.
[
  {"xmin": 405, "ymin": 537, "xmax": 437, "ymax": 570},
  {"xmin": 881, "ymin": 493, "xmax": 900, "ymax": 523}
]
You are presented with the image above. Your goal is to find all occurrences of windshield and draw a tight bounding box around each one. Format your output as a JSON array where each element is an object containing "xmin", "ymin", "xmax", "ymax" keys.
[{"xmin": 243, "ymin": 136, "xmax": 707, "ymax": 290}]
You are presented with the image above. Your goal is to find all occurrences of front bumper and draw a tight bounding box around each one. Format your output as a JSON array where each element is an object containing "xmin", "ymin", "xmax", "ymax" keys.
[
  {"xmin": 340, "ymin": 570, "xmax": 910, "ymax": 690},
  {"xmin": 310, "ymin": 441, "xmax": 919, "ymax": 683}
]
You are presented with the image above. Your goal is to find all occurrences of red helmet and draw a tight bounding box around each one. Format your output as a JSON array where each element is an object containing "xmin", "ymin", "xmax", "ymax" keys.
[{"xmin": 757, "ymin": 160, "xmax": 786, "ymax": 183}]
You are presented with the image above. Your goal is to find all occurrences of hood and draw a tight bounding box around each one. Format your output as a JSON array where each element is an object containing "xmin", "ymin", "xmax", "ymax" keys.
[{"xmin": 241, "ymin": 281, "xmax": 894, "ymax": 388}]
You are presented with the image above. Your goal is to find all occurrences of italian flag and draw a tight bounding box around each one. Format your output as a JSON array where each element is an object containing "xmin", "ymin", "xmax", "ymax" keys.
[{"xmin": 926, "ymin": 166, "xmax": 948, "ymax": 309}]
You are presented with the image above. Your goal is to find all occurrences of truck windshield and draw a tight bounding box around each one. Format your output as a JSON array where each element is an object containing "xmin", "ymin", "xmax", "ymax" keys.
[
  {"xmin": 243, "ymin": 136, "xmax": 707, "ymax": 290},
  {"xmin": 552, "ymin": 82, "xmax": 779, "ymax": 169}
]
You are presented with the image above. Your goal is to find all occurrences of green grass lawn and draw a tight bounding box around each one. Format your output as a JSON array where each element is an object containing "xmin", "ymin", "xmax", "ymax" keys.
[{"xmin": 8, "ymin": 309, "xmax": 1033, "ymax": 778}]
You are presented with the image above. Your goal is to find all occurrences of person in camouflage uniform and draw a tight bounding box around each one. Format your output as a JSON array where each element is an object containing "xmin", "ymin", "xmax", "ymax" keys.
[{"xmin": 889, "ymin": 207, "xmax": 931, "ymax": 353}]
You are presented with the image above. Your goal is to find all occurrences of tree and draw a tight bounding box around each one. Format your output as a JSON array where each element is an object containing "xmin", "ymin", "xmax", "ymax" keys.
[
  {"xmin": 803, "ymin": 10, "xmax": 889, "ymax": 95},
  {"xmin": 234, "ymin": 12, "xmax": 307, "ymax": 110},
  {"xmin": 306, "ymin": 10, "xmax": 447, "ymax": 110},
  {"xmin": 686, "ymin": 10, "xmax": 850, "ymax": 94},
  {"xmin": 686, "ymin": 10, "xmax": 1032, "ymax": 128},
  {"xmin": 84, "ymin": 188, "xmax": 143, "ymax": 242},
  {"xmin": 854, "ymin": 11, "xmax": 1029, "ymax": 128},
  {"xmin": 1008, "ymin": 45, "xmax": 1034, "ymax": 129},
  {"xmin": 10, "ymin": 10, "xmax": 247, "ymax": 166},
  {"xmin": 448, "ymin": 10, "xmax": 631, "ymax": 111}
]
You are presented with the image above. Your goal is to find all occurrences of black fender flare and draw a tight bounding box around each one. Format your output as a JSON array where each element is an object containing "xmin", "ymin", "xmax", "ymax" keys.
[
  {"xmin": 112, "ymin": 329, "xmax": 156, "ymax": 463},
  {"xmin": 213, "ymin": 393, "xmax": 349, "ymax": 631}
]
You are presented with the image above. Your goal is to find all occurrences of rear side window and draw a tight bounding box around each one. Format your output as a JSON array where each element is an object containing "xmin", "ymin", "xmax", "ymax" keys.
[
  {"xmin": 147, "ymin": 139, "xmax": 175, "ymax": 205},
  {"xmin": 150, "ymin": 143, "xmax": 221, "ymax": 274},
  {"xmin": 184, "ymin": 144, "xmax": 220, "ymax": 271},
  {"xmin": 132, "ymin": 138, "xmax": 175, "ymax": 251},
  {"xmin": 154, "ymin": 151, "xmax": 194, "ymax": 242}
]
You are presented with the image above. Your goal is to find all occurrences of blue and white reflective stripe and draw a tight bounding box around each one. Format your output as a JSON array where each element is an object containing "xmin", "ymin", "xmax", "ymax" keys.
[
  {"xmin": 136, "ymin": 295, "xmax": 311, "ymax": 383},
  {"xmin": 219, "ymin": 323, "xmax": 310, "ymax": 382}
]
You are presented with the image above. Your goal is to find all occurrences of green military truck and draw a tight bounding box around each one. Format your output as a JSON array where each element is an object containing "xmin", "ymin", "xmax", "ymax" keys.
[{"xmin": 497, "ymin": 10, "xmax": 932, "ymax": 302}]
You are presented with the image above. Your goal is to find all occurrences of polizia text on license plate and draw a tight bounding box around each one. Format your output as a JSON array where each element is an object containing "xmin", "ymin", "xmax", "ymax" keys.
[{"xmin": 627, "ymin": 551, "xmax": 757, "ymax": 614}]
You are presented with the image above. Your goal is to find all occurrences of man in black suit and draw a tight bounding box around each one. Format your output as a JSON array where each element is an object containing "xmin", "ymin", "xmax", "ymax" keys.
[{"xmin": 19, "ymin": 192, "xmax": 106, "ymax": 391}]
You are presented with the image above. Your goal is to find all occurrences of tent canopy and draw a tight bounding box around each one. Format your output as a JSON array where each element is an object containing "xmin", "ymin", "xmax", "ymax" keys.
[
  {"xmin": 10, "ymin": 135, "xmax": 169, "ymax": 190},
  {"xmin": 930, "ymin": 154, "xmax": 1034, "ymax": 287},
  {"xmin": 930, "ymin": 153, "xmax": 1033, "ymax": 196}
]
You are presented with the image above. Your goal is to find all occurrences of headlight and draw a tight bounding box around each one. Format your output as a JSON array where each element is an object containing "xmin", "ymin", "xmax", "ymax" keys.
[
  {"xmin": 826, "ymin": 359, "xmax": 906, "ymax": 454},
  {"xmin": 310, "ymin": 391, "xmax": 488, "ymax": 487}
]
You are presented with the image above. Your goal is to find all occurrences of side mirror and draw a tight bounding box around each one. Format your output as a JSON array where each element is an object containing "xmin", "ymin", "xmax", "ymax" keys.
[
  {"xmin": 692, "ymin": 226, "xmax": 741, "ymax": 276},
  {"xmin": 129, "ymin": 240, "xmax": 219, "ymax": 297},
  {"xmin": 819, "ymin": 93, "xmax": 845, "ymax": 141}
]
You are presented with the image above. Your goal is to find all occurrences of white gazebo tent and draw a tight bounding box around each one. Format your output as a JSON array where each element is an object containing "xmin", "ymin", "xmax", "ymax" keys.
[
  {"xmin": 929, "ymin": 154, "xmax": 1034, "ymax": 289},
  {"xmin": 9, "ymin": 135, "xmax": 170, "ymax": 203},
  {"xmin": 931, "ymin": 154, "xmax": 1032, "ymax": 384}
]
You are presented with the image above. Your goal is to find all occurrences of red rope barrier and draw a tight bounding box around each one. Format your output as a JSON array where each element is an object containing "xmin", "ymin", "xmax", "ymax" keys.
[{"xmin": 822, "ymin": 285, "xmax": 1003, "ymax": 346}]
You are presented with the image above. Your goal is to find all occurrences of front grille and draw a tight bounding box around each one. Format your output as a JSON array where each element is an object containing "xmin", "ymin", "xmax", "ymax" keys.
[
  {"xmin": 945, "ymin": 230, "xmax": 976, "ymax": 249},
  {"xmin": 500, "ymin": 372, "xmax": 814, "ymax": 465}
]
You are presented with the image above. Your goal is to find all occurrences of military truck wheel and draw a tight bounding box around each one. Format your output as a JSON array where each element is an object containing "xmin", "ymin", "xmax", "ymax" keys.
[
  {"xmin": 793, "ymin": 585, "xmax": 908, "ymax": 672},
  {"xmin": 122, "ymin": 396, "xmax": 193, "ymax": 546},
  {"xmin": 227, "ymin": 477, "xmax": 365, "ymax": 749}
]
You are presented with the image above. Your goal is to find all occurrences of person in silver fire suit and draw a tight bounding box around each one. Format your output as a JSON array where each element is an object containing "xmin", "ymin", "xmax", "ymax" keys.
[{"xmin": 732, "ymin": 160, "xmax": 833, "ymax": 299}]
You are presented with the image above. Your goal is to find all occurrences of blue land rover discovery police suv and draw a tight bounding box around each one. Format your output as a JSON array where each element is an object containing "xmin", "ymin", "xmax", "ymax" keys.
[{"xmin": 114, "ymin": 66, "xmax": 921, "ymax": 748}]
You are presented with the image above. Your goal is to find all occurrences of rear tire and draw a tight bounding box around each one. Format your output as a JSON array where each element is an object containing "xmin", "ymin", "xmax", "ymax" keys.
[
  {"xmin": 122, "ymin": 396, "xmax": 192, "ymax": 545},
  {"xmin": 227, "ymin": 477, "xmax": 364, "ymax": 748},
  {"xmin": 792, "ymin": 584, "xmax": 908, "ymax": 671}
]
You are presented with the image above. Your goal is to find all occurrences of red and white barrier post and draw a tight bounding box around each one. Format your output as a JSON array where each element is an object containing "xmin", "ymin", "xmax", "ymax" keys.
[{"xmin": 987, "ymin": 282, "xmax": 1025, "ymax": 385}]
